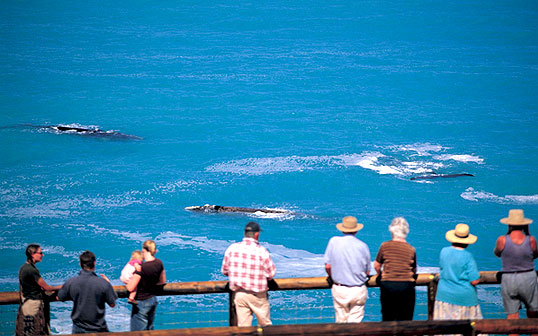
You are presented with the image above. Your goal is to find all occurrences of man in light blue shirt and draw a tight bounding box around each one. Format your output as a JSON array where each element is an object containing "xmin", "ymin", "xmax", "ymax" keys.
[{"xmin": 324, "ymin": 216, "xmax": 371, "ymax": 323}]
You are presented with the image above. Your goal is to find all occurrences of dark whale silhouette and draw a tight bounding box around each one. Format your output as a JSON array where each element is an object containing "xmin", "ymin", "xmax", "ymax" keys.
[
  {"xmin": 39, "ymin": 125, "xmax": 143, "ymax": 140},
  {"xmin": 410, "ymin": 173, "xmax": 474, "ymax": 180},
  {"xmin": 185, "ymin": 204, "xmax": 290, "ymax": 215}
]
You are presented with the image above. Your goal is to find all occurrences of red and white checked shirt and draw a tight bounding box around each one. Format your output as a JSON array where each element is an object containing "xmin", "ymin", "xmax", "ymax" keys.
[{"xmin": 221, "ymin": 238, "xmax": 276, "ymax": 292}]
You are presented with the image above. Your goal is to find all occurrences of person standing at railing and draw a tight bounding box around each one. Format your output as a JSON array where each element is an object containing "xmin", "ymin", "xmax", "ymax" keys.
[
  {"xmin": 16, "ymin": 244, "xmax": 62, "ymax": 336},
  {"xmin": 324, "ymin": 216, "xmax": 371, "ymax": 323},
  {"xmin": 222, "ymin": 221, "xmax": 276, "ymax": 327},
  {"xmin": 433, "ymin": 224, "xmax": 484, "ymax": 332},
  {"xmin": 126, "ymin": 240, "xmax": 166, "ymax": 331},
  {"xmin": 494, "ymin": 209, "xmax": 538, "ymax": 335},
  {"xmin": 373, "ymin": 217, "xmax": 417, "ymax": 321},
  {"xmin": 57, "ymin": 250, "xmax": 117, "ymax": 334}
]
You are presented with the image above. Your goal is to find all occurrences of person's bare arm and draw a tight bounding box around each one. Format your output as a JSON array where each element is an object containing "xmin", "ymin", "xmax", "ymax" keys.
[
  {"xmin": 126, "ymin": 273, "xmax": 141, "ymax": 292},
  {"xmin": 494, "ymin": 236, "xmax": 505, "ymax": 257},
  {"xmin": 325, "ymin": 264, "xmax": 331, "ymax": 277},
  {"xmin": 373, "ymin": 260, "xmax": 381, "ymax": 275},
  {"xmin": 36, "ymin": 278, "xmax": 61, "ymax": 291},
  {"xmin": 157, "ymin": 270, "xmax": 166, "ymax": 285},
  {"xmin": 530, "ymin": 236, "xmax": 538, "ymax": 259}
]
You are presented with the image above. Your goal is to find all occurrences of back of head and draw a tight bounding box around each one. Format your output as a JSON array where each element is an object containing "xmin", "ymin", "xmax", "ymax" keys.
[
  {"xmin": 130, "ymin": 250, "xmax": 143, "ymax": 261},
  {"xmin": 25, "ymin": 244, "xmax": 41, "ymax": 263},
  {"xmin": 143, "ymin": 240, "xmax": 157, "ymax": 256},
  {"xmin": 79, "ymin": 250, "xmax": 96, "ymax": 270},
  {"xmin": 244, "ymin": 221, "xmax": 261, "ymax": 238},
  {"xmin": 389, "ymin": 217, "xmax": 409, "ymax": 239}
]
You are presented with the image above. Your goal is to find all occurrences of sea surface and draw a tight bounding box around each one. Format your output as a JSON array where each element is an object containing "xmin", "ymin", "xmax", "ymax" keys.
[{"xmin": 1, "ymin": 0, "xmax": 538, "ymax": 333}]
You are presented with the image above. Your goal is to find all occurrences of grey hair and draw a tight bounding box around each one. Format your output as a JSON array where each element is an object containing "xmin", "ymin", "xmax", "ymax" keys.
[{"xmin": 389, "ymin": 217, "xmax": 409, "ymax": 239}]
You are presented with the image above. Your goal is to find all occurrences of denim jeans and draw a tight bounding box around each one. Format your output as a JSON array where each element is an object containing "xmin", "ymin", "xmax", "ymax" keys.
[{"xmin": 130, "ymin": 296, "xmax": 158, "ymax": 331}]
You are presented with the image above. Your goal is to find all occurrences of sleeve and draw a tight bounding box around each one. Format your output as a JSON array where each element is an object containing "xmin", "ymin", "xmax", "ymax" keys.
[
  {"xmin": 57, "ymin": 280, "xmax": 71, "ymax": 301},
  {"xmin": 263, "ymin": 250, "xmax": 276, "ymax": 279},
  {"xmin": 364, "ymin": 246, "xmax": 372, "ymax": 272},
  {"xmin": 375, "ymin": 243, "xmax": 385, "ymax": 264},
  {"xmin": 105, "ymin": 282, "xmax": 118, "ymax": 305},
  {"xmin": 323, "ymin": 238, "xmax": 333, "ymax": 265},
  {"xmin": 32, "ymin": 267, "xmax": 42, "ymax": 282},
  {"xmin": 462, "ymin": 253, "xmax": 480, "ymax": 282},
  {"xmin": 221, "ymin": 247, "xmax": 230, "ymax": 275}
]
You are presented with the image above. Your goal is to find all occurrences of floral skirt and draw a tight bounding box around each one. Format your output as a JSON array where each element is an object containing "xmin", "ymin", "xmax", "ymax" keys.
[{"xmin": 433, "ymin": 300, "xmax": 486, "ymax": 336}]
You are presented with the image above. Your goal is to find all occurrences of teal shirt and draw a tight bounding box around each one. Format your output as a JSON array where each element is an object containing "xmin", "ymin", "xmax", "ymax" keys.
[{"xmin": 435, "ymin": 246, "xmax": 480, "ymax": 306}]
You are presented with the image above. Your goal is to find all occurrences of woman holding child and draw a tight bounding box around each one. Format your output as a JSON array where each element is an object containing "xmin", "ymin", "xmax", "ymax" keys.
[{"xmin": 126, "ymin": 240, "xmax": 166, "ymax": 331}]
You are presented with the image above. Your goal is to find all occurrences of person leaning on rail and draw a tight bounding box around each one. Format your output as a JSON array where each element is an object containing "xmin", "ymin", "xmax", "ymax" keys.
[
  {"xmin": 373, "ymin": 217, "xmax": 417, "ymax": 321},
  {"xmin": 221, "ymin": 221, "xmax": 276, "ymax": 327},
  {"xmin": 57, "ymin": 250, "xmax": 117, "ymax": 334},
  {"xmin": 324, "ymin": 216, "xmax": 371, "ymax": 323},
  {"xmin": 16, "ymin": 244, "xmax": 62, "ymax": 336},
  {"xmin": 433, "ymin": 223, "xmax": 485, "ymax": 333},
  {"xmin": 494, "ymin": 209, "xmax": 538, "ymax": 335}
]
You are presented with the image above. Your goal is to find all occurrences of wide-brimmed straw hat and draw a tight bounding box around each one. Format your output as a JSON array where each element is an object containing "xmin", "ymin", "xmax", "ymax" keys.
[
  {"xmin": 336, "ymin": 216, "xmax": 364, "ymax": 233},
  {"xmin": 445, "ymin": 223, "xmax": 477, "ymax": 245},
  {"xmin": 500, "ymin": 209, "xmax": 533, "ymax": 226}
]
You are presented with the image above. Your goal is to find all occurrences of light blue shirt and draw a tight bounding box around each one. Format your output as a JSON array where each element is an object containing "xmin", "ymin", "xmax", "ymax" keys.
[
  {"xmin": 324, "ymin": 234, "xmax": 371, "ymax": 286},
  {"xmin": 435, "ymin": 246, "xmax": 480, "ymax": 306}
]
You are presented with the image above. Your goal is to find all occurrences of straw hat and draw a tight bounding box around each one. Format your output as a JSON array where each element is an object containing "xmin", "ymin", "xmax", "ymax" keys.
[
  {"xmin": 336, "ymin": 216, "xmax": 364, "ymax": 233},
  {"xmin": 500, "ymin": 209, "xmax": 533, "ymax": 226},
  {"xmin": 445, "ymin": 223, "xmax": 477, "ymax": 245}
]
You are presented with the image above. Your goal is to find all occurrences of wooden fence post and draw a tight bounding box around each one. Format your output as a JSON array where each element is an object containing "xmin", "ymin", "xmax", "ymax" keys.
[
  {"xmin": 228, "ymin": 292, "xmax": 237, "ymax": 327},
  {"xmin": 427, "ymin": 274, "xmax": 438, "ymax": 320}
]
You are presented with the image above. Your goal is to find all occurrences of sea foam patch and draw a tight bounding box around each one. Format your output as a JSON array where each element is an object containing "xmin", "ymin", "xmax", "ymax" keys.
[
  {"xmin": 461, "ymin": 187, "xmax": 538, "ymax": 204},
  {"xmin": 204, "ymin": 143, "xmax": 482, "ymax": 181}
]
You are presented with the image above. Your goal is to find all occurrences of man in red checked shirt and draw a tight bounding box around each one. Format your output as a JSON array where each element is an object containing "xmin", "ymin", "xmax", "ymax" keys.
[{"xmin": 222, "ymin": 221, "xmax": 276, "ymax": 326}]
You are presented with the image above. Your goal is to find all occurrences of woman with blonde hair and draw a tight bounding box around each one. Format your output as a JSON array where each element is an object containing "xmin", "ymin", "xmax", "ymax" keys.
[
  {"xmin": 126, "ymin": 240, "xmax": 166, "ymax": 330},
  {"xmin": 374, "ymin": 217, "xmax": 417, "ymax": 321}
]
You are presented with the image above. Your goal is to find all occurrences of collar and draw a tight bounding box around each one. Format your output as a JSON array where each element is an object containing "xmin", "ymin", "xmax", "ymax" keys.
[
  {"xmin": 79, "ymin": 269, "xmax": 97, "ymax": 276},
  {"xmin": 242, "ymin": 237, "xmax": 259, "ymax": 245}
]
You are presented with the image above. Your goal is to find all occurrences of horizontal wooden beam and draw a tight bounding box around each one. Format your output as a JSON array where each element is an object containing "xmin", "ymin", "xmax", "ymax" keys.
[
  {"xmin": 0, "ymin": 271, "xmax": 527, "ymax": 305},
  {"xmin": 50, "ymin": 319, "xmax": 538, "ymax": 336}
]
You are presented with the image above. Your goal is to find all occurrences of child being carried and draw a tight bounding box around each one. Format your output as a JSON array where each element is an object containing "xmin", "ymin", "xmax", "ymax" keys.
[{"xmin": 120, "ymin": 250, "xmax": 143, "ymax": 304}]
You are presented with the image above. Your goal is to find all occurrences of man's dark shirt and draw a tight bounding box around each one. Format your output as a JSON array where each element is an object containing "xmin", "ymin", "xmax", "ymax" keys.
[
  {"xmin": 57, "ymin": 270, "xmax": 117, "ymax": 332},
  {"xmin": 19, "ymin": 263, "xmax": 42, "ymax": 300}
]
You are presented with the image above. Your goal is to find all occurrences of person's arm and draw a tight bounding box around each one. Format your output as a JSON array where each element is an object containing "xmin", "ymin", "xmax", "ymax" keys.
[
  {"xmin": 324, "ymin": 263, "xmax": 331, "ymax": 277},
  {"xmin": 373, "ymin": 261, "xmax": 381, "ymax": 275},
  {"xmin": 126, "ymin": 273, "xmax": 141, "ymax": 292},
  {"xmin": 494, "ymin": 236, "xmax": 505, "ymax": 257},
  {"xmin": 157, "ymin": 269, "xmax": 166, "ymax": 285},
  {"xmin": 530, "ymin": 236, "xmax": 538, "ymax": 259},
  {"xmin": 36, "ymin": 278, "xmax": 61, "ymax": 292},
  {"xmin": 470, "ymin": 279, "xmax": 480, "ymax": 286}
]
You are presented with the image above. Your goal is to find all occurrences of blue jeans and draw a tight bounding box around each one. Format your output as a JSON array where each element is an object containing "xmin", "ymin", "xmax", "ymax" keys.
[{"xmin": 130, "ymin": 296, "xmax": 157, "ymax": 331}]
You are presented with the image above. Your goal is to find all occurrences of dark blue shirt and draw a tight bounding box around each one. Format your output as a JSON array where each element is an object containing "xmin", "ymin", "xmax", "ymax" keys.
[{"xmin": 57, "ymin": 270, "xmax": 117, "ymax": 332}]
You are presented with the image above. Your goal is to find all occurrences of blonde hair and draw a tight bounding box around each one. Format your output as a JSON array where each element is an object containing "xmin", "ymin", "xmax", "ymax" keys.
[
  {"xmin": 142, "ymin": 240, "xmax": 157, "ymax": 256},
  {"xmin": 130, "ymin": 250, "xmax": 143, "ymax": 261}
]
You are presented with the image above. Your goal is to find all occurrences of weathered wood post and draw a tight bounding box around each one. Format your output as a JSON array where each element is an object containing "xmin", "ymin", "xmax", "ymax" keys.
[
  {"xmin": 228, "ymin": 292, "xmax": 237, "ymax": 326},
  {"xmin": 427, "ymin": 274, "xmax": 438, "ymax": 320}
]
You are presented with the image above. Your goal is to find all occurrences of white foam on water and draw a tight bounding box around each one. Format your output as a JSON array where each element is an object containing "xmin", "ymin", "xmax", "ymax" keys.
[
  {"xmin": 389, "ymin": 143, "xmax": 446, "ymax": 156},
  {"xmin": 461, "ymin": 187, "xmax": 538, "ymax": 204},
  {"xmin": 433, "ymin": 154, "xmax": 484, "ymax": 164}
]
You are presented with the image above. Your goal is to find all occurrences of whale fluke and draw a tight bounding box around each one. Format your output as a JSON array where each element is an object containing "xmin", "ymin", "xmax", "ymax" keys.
[
  {"xmin": 410, "ymin": 173, "xmax": 474, "ymax": 180},
  {"xmin": 185, "ymin": 204, "xmax": 290, "ymax": 214}
]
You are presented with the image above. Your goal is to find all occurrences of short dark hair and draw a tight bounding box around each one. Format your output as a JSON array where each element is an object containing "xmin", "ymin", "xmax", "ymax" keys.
[
  {"xmin": 507, "ymin": 225, "xmax": 529, "ymax": 235},
  {"xmin": 79, "ymin": 251, "xmax": 96, "ymax": 270},
  {"xmin": 25, "ymin": 244, "xmax": 41, "ymax": 263}
]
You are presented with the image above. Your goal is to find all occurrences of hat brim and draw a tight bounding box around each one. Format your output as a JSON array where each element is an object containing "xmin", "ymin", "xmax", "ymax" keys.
[
  {"xmin": 445, "ymin": 230, "xmax": 477, "ymax": 245},
  {"xmin": 336, "ymin": 223, "xmax": 363, "ymax": 233},
  {"xmin": 500, "ymin": 218, "xmax": 533, "ymax": 225}
]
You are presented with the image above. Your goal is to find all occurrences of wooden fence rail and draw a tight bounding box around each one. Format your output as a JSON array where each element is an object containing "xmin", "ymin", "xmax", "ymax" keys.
[{"xmin": 49, "ymin": 319, "xmax": 538, "ymax": 336}]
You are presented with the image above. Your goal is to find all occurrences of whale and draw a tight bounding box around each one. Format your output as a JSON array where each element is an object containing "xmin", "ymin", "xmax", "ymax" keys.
[
  {"xmin": 185, "ymin": 204, "xmax": 290, "ymax": 215},
  {"xmin": 40, "ymin": 125, "xmax": 143, "ymax": 140},
  {"xmin": 410, "ymin": 173, "xmax": 474, "ymax": 180}
]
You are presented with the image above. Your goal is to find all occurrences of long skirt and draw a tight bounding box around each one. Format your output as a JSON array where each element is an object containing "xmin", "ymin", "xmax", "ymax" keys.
[{"xmin": 433, "ymin": 300, "xmax": 486, "ymax": 336}]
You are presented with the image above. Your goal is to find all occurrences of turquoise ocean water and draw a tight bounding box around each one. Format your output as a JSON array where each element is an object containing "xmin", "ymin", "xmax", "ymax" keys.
[{"xmin": 1, "ymin": 0, "xmax": 538, "ymax": 333}]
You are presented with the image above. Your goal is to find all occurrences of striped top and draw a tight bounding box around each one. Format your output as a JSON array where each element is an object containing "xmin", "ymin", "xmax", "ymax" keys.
[{"xmin": 375, "ymin": 240, "xmax": 417, "ymax": 282}]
